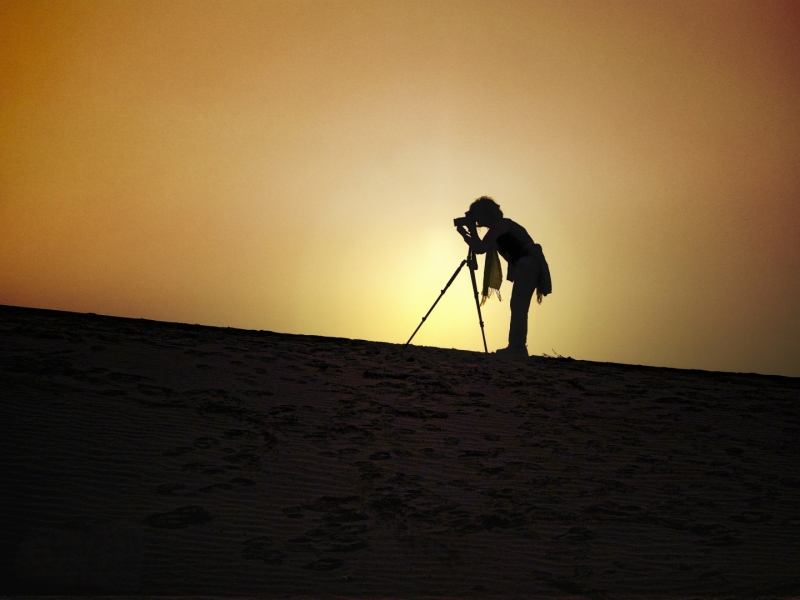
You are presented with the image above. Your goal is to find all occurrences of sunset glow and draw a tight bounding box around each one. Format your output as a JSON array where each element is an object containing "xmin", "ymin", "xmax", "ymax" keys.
[{"xmin": 2, "ymin": 0, "xmax": 799, "ymax": 375}]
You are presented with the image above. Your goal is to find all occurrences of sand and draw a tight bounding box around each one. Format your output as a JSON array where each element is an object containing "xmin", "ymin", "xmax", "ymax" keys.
[{"xmin": 1, "ymin": 304, "xmax": 798, "ymax": 598}]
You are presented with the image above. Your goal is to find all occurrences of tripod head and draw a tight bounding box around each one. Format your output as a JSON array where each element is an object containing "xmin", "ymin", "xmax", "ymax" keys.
[{"xmin": 466, "ymin": 250, "xmax": 478, "ymax": 271}]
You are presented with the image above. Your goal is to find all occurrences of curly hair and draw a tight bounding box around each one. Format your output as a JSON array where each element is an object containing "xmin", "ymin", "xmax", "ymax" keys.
[{"xmin": 469, "ymin": 196, "xmax": 504, "ymax": 223}]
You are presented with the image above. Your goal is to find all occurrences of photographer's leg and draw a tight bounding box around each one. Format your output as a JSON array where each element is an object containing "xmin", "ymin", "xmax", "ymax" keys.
[{"xmin": 507, "ymin": 260, "xmax": 539, "ymax": 350}]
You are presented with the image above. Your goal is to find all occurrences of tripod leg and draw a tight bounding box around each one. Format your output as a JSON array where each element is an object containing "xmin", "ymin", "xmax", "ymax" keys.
[
  {"xmin": 406, "ymin": 259, "xmax": 468, "ymax": 346},
  {"xmin": 467, "ymin": 251, "xmax": 489, "ymax": 353}
]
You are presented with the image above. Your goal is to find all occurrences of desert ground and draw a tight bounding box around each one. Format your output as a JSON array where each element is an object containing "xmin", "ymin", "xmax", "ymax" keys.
[{"xmin": 1, "ymin": 304, "xmax": 798, "ymax": 598}]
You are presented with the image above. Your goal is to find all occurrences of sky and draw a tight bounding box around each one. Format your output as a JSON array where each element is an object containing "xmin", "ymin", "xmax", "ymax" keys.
[{"xmin": 1, "ymin": 0, "xmax": 799, "ymax": 376}]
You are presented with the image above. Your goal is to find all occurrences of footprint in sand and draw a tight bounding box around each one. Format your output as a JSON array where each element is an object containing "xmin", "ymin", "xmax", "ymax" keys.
[
  {"xmin": 553, "ymin": 526, "xmax": 595, "ymax": 542},
  {"xmin": 162, "ymin": 446, "xmax": 194, "ymax": 457},
  {"xmin": 275, "ymin": 495, "xmax": 371, "ymax": 568},
  {"xmin": 154, "ymin": 483, "xmax": 189, "ymax": 496},
  {"xmin": 302, "ymin": 558, "xmax": 344, "ymax": 571},
  {"xmin": 199, "ymin": 477, "xmax": 256, "ymax": 493},
  {"xmin": 143, "ymin": 505, "xmax": 212, "ymax": 528},
  {"xmin": 242, "ymin": 536, "xmax": 284, "ymax": 564},
  {"xmin": 194, "ymin": 436, "xmax": 219, "ymax": 448}
]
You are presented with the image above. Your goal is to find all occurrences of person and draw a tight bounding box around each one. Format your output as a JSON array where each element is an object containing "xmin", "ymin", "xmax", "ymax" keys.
[{"xmin": 456, "ymin": 196, "xmax": 550, "ymax": 359}]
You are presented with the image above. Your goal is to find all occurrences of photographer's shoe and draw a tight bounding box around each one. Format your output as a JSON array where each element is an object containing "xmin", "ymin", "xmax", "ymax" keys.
[{"xmin": 494, "ymin": 345, "xmax": 528, "ymax": 360}]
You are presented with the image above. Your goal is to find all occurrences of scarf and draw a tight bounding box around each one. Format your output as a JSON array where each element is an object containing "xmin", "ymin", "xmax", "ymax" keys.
[{"xmin": 481, "ymin": 246, "xmax": 503, "ymax": 305}]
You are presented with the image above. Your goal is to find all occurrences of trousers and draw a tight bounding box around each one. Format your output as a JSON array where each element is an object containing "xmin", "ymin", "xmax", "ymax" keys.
[{"xmin": 508, "ymin": 255, "xmax": 540, "ymax": 348}]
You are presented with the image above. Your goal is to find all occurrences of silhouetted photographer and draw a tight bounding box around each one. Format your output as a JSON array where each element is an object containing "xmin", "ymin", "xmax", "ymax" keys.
[{"xmin": 456, "ymin": 196, "xmax": 551, "ymax": 358}]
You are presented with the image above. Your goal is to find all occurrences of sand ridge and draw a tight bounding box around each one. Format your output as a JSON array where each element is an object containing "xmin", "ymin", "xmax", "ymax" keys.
[{"xmin": 1, "ymin": 305, "xmax": 798, "ymax": 597}]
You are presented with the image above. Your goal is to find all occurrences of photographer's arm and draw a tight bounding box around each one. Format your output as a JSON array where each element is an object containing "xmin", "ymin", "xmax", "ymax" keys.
[{"xmin": 457, "ymin": 221, "xmax": 508, "ymax": 254}]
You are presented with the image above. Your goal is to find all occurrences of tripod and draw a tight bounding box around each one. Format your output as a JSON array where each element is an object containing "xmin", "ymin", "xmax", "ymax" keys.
[{"xmin": 405, "ymin": 250, "xmax": 488, "ymax": 353}]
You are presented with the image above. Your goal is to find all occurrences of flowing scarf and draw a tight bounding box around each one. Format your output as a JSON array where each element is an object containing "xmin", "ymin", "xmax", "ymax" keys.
[{"xmin": 481, "ymin": 246, "xmax": 503, "ymax": 305}]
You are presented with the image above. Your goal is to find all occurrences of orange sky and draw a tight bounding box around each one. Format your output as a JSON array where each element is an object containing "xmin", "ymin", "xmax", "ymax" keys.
[{"xmin": 2, "ymin": 0, "xmax": 799, "ymax": 376}]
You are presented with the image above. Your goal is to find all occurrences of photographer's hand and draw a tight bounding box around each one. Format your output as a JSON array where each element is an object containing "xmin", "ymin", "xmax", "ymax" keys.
[
  {"xmin": 467, "ymin": 221, "xmax": 479, "ymax": 242},
  {"xmin": 457, "ymin": 226, "xmax": 473, "ymax": 244},
  {"xmin": 456, "ymin": 219, "xmax": 509, "ymax": 254}
]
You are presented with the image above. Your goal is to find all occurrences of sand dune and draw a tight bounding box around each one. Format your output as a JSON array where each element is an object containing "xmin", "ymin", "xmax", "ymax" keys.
[{"xmin": 1, "ymin": 304, "xmax": 798, "ymax": 597}]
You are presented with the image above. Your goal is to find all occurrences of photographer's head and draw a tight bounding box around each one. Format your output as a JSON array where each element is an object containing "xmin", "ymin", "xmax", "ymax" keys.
[{"xmin": 469, "ymin": 196, "xmax": 503, "ymax": 227}]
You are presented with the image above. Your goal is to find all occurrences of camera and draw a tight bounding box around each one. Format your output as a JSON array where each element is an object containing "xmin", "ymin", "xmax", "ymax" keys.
[{"xmin": 453, "ymin": 211, "xmax": 476, "ymax": 227}]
